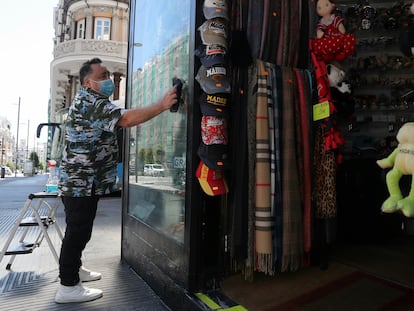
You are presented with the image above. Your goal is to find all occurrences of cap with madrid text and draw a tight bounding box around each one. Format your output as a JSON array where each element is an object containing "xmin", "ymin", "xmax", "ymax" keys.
[
  {"xmin": 196, "ymin": 65, "xmax": 231, "ymax": 94},
  {"xmin": 199, "ymin": 92, "xmax": 229, "ymax": 117}
]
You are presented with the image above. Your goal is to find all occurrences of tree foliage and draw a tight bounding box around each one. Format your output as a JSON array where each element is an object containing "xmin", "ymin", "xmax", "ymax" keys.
[{"xmin": 29, "ymin": 152, "xmax": 40, "ymax": 168}]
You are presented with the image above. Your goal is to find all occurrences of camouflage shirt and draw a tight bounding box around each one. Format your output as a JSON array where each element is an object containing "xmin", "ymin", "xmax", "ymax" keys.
[{"xmin": 59, "ymin": 87, "xmax": 125, "ymax": 197}]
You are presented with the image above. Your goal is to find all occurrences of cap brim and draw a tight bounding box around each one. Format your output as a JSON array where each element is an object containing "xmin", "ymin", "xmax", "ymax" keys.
[
  {"xmin": 200, "ymin": 54, "xmax": 226, "ymax": 67},
  {"xmin": 197, "ymin": 143, "xmax": 230, "ymax": 169},
  {"xmin": 200, "ymin": 102, "xmax": 229, "ymax": 117},
  {"xmin": 198, "ymin": 177, "xmax": 228, "ymax": 196},
  {"xmin": 203, "ymin": 7, "xmax": 229, "ymax": 20}
]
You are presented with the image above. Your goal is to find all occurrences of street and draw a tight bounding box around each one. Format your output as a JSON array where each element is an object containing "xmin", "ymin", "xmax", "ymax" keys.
[
  {"xmin": 0, "ymin": 173, "xmax": 61, "ymax": 291},
  {"xmin": 0, "ymin": 174, "xmax": 169, "ymax": 310},
  {"xmin": 0, "ymin": 174, "xmax": 49, "ymax": 211}
]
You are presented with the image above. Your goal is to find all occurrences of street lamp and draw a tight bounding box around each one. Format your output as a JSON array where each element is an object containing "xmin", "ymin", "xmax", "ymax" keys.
[
  {"xmin": 26, "ymin": 119, "xmax": 30, "ymax": 160},
  {"xmin": 0, "ymin": 137, "xmax": 3, "ymax": 167},
  {"xmin": 14, "ymin": 97, "xmax": 21, "ymax": 177}
]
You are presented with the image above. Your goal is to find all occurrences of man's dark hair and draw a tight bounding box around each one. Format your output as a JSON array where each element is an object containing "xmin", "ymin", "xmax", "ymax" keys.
[{"xmin": 80, "ymin": 58, "xmax": 102, "ymax": 85}]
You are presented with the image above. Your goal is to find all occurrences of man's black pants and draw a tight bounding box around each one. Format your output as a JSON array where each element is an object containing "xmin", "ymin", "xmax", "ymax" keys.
[{"xmin": 59, "ymin": 195, "xmax": 99, "ymax": 286}]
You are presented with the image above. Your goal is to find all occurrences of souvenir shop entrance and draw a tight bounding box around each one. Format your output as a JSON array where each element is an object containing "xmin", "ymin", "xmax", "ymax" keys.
[{"xmin": 121, "ymin": 0, "xmax": 414, "ymax": 310}]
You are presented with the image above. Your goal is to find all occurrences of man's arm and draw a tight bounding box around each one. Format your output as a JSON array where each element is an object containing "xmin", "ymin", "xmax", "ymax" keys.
[{"xmin": 117, "ymin": 86, "xmax": 178, "ymax": 128}]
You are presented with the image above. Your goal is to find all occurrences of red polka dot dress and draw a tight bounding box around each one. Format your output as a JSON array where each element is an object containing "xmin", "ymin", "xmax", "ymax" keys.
[{"xmin": 311, "ymin": 15, "xmax": 355, "ymax": 62}]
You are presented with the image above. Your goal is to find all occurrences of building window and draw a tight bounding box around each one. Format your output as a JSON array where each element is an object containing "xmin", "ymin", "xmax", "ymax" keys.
[
  {"xmin": 95, "ymin": 18, "xmax": 111, "ymax": 40},
  {"xmin": 76, "ymin": 19, "xmax": 85, "ymax": 39}
]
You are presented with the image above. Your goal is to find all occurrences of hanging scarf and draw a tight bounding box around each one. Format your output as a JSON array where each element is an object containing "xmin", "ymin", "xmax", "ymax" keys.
[
  {"xmin": 271, "ymin": 65, "xmax": 284, "ymax": 271},
  {"xmin": 294, "ymin": 68, "xmax": 312, "ymax": 265},
  {"xmin": 314, "ymin": 124, "xmax": 337, "ymax": 219},
  {"xmin": 310, "ymin": 50, "xmax": 344, "ymax": 155},
  {"xmin": 280, "ymin": 66, "xmax": 304, "ymax": 272},
  {"xmin": 245, "ymin": 63, "xmax": 258, "ymax": 280},
  {"xmin": 254, "ymin": 60, "xmax": 274, "ymax": 274}
]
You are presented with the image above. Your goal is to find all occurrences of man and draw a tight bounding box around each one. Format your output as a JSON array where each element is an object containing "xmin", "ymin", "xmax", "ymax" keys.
[{"xmin": 54, "ymin": 58, "xmax": 178, "ymax": 303}]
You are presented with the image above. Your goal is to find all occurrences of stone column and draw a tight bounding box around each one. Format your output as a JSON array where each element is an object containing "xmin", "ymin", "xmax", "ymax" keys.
[
  {"xmin": 112, "ymin": 9, "xmax": 119, "ymax": 41},
  {"xmin": 85, "ymin": 9, "xmax": 93, "ymax": 39}
]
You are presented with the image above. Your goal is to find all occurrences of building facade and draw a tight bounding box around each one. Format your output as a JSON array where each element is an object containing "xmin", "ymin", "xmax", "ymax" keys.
[{"xmin": 50, "ymin": 0, "xmax": 130, "ymax": 124}]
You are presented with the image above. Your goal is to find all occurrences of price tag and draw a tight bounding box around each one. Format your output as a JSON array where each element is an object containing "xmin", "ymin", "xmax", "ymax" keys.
[{"xmin": 313, "ymin": 101, "xmax": 330, "ymax": 121}]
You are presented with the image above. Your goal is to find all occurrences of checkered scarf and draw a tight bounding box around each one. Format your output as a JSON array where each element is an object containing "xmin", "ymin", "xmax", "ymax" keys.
[
  {"xmin": 253, "ymin": 61, "xmax": 311, "ymax": 274},
  {"xmin": 280, "ymin": 66, "xmax": 304, "ymax": 272},
  {"xmin": 254, "ymin": 60, "xmax": 274, "ymax": 274}
]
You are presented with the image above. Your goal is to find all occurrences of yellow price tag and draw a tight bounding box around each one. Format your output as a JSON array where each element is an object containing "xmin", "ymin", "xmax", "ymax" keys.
[{"xmin": 313, "ymin": 101, "xmax": 330, "ymax": 121}]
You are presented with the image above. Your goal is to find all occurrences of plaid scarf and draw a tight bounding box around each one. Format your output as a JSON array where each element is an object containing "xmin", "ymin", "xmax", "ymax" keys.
[
  {"xmin": 271, "ymin": 65, "xmax": 284, "ymax": 271},
  {"xmin": 252, "ymin": 61, "xmax": 311, "ymax": 274},
  {"xmin": 280, "ymin": 66, "xmax": 304, "ymax": 272},
  {"xmin": 254, "ymin": 60, "xmax": 274, "ymax": 274}
]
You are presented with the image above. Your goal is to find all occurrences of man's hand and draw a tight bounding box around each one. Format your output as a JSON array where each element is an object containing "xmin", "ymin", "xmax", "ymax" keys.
[
  {"xmin": 159, "ymin": 86, "xmax": 178, "ymax": 111},
  {"xmin": 117, "ymin": 86, "xmax": 179, "ymax": 128}
]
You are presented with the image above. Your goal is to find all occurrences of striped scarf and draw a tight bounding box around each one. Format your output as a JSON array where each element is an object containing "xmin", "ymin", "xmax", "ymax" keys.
[
  {"xmin": 280, "ymin": 66, "xmax": 304, "ymax": 272},
  {"xmin": 253, "ymin": 61, "xmax": 311, "ymax": 274},
  {"xmin": 254, "ymin": 60, "xmax": 274, "ymax": 274}
]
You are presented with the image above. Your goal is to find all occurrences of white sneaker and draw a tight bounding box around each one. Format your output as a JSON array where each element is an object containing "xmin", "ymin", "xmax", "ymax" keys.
[
  {"xmin": 79, "ymin": 266, "xmax": 102, "ymax": 282},
  {"xmin": 55, "ymin": 282, "xmax": 103, "ymax": 303}
]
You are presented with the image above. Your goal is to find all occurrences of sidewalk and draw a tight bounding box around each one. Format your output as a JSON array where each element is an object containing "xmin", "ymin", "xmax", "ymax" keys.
[{"xmin": 0, "ymin": 176, "xmax": 170, "ymax": 310}]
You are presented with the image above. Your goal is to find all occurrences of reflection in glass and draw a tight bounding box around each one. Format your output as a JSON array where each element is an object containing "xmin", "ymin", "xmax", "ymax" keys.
[{"xmin": 127, "ymin": 0, "xmax": 190, "ymax": 243}]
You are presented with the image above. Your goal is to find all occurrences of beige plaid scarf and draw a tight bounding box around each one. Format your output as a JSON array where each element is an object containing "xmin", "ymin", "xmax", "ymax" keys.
[{"xmin": 254, "ymin": 60, "xmax": 274, "ymax": 274}]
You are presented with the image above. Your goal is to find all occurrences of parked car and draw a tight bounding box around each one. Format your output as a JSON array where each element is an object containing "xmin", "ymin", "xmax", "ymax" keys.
[{"xmin": 143, "ymin": 164, "xmax": 165, "ymax": 177}]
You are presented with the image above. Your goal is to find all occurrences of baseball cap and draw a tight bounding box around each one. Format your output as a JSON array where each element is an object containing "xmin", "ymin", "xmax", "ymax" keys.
[
  {"xmin": 198, "ymin": 18, "xmax": 228, "ymax": 49},
  {"xmin": 199, "ymin": 92, "xmax": 230, "ymax": 117},
  {"xmin": 205, "ymin": 44, "xmax": 227, "ymax": 55},
  {"xmin": 201, "ymin": 115, "xmax": 228, "ymax": 145},
  {"xmin": 203, "ymin": 0, "xmax": 229, "ymax": 20},
  {"xmin": 195, "ymin": 65, "xmax": 231, "ymax": 94},
  {"xmin": 196, "ymin": 160, "xmax": 229, "ymax": 196},
  {"xmin": 198, "ymin": 142, "xmax": 230, "ymax": 169},
  {"xmin": 195, "ymin": 44, "xmax": 227, "ymax": 67}
]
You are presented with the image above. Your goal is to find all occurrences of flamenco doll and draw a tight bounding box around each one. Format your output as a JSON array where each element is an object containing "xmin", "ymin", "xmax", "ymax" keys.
[
  {"xmin": 311, "ymin": 0, "xmax": 356, "ymax": 62},
  {"xmin": 309, "ymin": 0, "xmax": 356, "ymax": 152}
]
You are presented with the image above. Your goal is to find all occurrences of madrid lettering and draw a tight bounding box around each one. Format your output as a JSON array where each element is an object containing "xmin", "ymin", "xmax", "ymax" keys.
[
  {"xmin": 206, "ymin": 66, "xmax": 226, "ymax": 77},
  {"xmin": 206, "ymin": 94, "xmax": 227, "ymax": 106}
]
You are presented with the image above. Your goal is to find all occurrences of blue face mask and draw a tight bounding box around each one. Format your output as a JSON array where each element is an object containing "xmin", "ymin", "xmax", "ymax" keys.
[{"xmin": 95, "ymin": 79, "xmax": 115, "ymax": 97}]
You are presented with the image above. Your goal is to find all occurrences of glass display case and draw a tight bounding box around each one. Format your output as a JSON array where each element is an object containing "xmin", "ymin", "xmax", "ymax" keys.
[
  {"xmin": 121, "ymin": 0, "xmax": 201, "ymax": 299},
  {"xmin": 126, "ymin": 1, "xmax": 191, "ymax": 243}
]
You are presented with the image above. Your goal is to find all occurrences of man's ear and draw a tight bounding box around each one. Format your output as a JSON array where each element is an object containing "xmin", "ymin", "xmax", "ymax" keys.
[{"xmin": 83, "ymin": 76, "xmax": 91, "ymax": 88}]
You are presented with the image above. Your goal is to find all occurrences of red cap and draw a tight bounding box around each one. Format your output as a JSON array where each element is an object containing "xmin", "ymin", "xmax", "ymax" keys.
[{"xmin": 196, "ymin": 161, "xmax": 228, "ymax": 196}]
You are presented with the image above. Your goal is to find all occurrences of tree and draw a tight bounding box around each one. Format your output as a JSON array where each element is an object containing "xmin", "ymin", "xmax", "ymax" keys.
[
  {"xmin": 155, "ymin": 145, "xmax": 165, "ymax": 163},
  {"xmin": 145, "ymin": 148, "xmax": 154, "ymax": 164},
  {"xmin": 29, "ymin": 151, "xmax": 40, "ymax": 168}
]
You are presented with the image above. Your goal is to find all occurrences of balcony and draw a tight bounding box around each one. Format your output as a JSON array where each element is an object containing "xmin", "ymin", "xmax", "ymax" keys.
[
  {"xmin": 53, "ymin": 39, "xmax": 128, "ymax": 61},
  {"xmin": 50, "ymin": 39, "xmax": 128, "ymax": 121},
  {"xmin": 62, "ymin": 0, "xmax": 129, "ymax": 10}
]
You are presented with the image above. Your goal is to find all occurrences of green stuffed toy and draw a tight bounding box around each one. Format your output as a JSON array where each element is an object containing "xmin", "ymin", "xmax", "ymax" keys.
[{"xmin": 377, "ymin": 122, "xmax": 414, "ymax": 217}]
